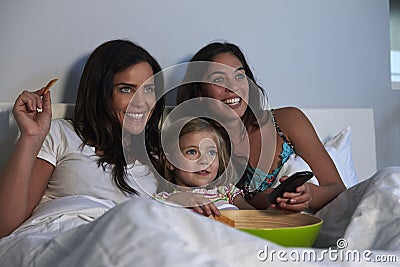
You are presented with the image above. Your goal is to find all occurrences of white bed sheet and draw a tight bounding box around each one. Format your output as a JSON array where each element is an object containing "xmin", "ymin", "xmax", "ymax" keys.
[{"xmin": 1, "ymin": 167, "xmax": 400, "ymax": 266}]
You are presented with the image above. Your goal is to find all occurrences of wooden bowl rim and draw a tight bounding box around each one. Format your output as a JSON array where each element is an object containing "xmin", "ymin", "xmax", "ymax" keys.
[{"xmin": 220, "ymin": 209, "xmax": 323, "ymax": 230}]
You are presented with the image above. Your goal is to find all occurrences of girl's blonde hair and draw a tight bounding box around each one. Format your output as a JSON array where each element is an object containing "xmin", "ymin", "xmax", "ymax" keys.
[{"xmin": 161, "ymin": 117, "xmax": 234, "ymax": 188}]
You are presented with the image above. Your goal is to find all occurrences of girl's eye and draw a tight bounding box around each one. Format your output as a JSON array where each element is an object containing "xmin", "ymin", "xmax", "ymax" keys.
[
  {"xmin": 185, "ymin": 149, "xmax": 197, "ymax": 156},
  {"xmin": 207, "ymin": 149, "xmax": 217, "ymax": 157},
  {"xmin": 143, "ymin": 85, "xmax": 155, "ymax": 94},
  {"xmin": 120, "ymin": 87, "xmax": 132, "ymax": 93}
]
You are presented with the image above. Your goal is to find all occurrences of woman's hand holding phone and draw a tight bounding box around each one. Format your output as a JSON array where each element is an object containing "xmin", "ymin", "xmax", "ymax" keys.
[{"xmin": 267, "ymin": 171, "xmax": 313, "ymax": 212}]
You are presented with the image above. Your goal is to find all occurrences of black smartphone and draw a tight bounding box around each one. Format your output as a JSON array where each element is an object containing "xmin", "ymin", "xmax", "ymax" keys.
[{"xmin": 267, "ymin": 171, "xmax": 314, "ymax": 205}]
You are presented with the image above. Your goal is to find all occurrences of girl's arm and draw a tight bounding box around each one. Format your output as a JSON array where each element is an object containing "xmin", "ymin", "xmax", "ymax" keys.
[
  {"xmin": 0, "ymin": 89, "xmax": 54, "ymax": 237},
  {"xmin": 160, "ymin": 191, "xmax": 221, "ymax": 217}
]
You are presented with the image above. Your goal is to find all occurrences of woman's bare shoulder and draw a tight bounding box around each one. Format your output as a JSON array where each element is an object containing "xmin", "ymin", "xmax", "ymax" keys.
[
  {"xmin": 272, "ymin": 106, "xmax": 318, "ymax": 143},
  {"xmin": 272, "ymin": 106, "xmax": 308, "ymax": 123}
]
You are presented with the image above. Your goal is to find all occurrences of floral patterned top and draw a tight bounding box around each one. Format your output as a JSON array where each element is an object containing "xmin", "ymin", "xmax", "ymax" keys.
[{"xmin": 242, "ymin": 109, "xmax": 295, "ymax": 200}]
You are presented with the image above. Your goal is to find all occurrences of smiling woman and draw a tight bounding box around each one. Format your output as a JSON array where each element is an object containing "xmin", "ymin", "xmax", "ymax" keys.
[
  {"xmin": 177, "ymin": 41, "xmax": 346, "ymax": 212},
  {"xmin": 0, "ymin": 39, "xmax": 166, "ymax": 238},
  {"xmin": 201, "ymin": 53, "xmax": 249, "ymax": 120},
  {"xmin": 112, "ymin": 62, "xmax": 156, "ymax": 135}
]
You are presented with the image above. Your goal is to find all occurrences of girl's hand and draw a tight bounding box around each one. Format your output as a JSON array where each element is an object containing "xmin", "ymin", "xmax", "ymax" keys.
[
  {"xmin": 167, "ymin": 192, "xmax": 221, "ymax": 217},
  {"xmin": 13, "ymin": 88, "xmax": 52, "ymax": 138},
  {"xmin": 274, "ymin": 176, "xmax": 312, "ymax": 212},
  {"xmin": 191, "ymin": 202, "xmax": 221, "ymax": 217}
]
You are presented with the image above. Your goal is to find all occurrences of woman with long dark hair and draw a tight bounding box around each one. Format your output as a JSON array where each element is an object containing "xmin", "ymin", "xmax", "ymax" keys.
[
  {"xmin": 177, "ymin": 41, "xmax": 345, "ymax": 211},
  {"xmin": 0, "ymin": 39, "xmax": 165, "ymax": 237}
]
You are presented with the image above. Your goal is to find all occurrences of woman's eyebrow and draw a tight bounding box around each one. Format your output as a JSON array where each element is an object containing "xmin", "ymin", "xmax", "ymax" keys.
[
  {"xmin": 207, "ymin": 66, "xmax": 245, "ymax": 78},
  {"xmin": 143, "ymin": 83, "xmax": 155, "ymax": 88},
  {"xmin": 207, "ymin": 71, "xmax": 225, "ymax": 79},
  {"xmin": 114, "ymin": 82, "xmax": 137, "ymax": 88}
]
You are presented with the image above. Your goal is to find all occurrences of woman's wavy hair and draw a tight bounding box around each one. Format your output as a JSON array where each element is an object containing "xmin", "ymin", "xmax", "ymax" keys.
[
  {"xmin": 176, "ymin": 41, "xmax": 268, "ymax": 131},
  {"xmin": 74, "ymin": 39, "xmax": 165, "ymax": 195}
]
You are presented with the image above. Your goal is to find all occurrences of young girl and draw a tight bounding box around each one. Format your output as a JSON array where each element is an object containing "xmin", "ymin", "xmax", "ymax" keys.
[{"xmin": 154, "ymin": 117, "xmax": 254, "ymax": 216}]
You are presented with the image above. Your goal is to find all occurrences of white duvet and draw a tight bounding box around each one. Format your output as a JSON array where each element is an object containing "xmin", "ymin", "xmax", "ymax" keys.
[{"xmin": 1, "ymin": 167, "xmax": 400, "ymax": 266}]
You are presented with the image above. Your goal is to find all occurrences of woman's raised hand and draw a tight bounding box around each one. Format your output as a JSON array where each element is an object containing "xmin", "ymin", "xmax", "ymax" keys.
[{"xmin": 12, "ymin": 87, "xmax": 52, "ymax": 138}]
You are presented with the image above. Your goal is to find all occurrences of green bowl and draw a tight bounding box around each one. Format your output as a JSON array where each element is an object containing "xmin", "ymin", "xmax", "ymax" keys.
[{"xmin": 220, "ymin": 209, "xmax": 323, "ymax": 247}]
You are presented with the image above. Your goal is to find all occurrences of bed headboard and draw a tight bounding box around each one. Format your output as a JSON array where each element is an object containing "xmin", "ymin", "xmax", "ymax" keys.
[
  {"xmin": 0, "ymin": 103, "xmax": 75, "ymax": 172},
  {"xmin": 0, "ymin": 103, "xmax": 376, "ymax": 182},
  {"xmin": 301, "ymin": 108, "xmax": 376, "ymax": 181}
]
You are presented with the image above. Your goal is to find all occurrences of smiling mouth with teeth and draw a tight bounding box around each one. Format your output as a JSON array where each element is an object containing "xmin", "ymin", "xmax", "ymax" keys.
[
  {"xmin": 125, "ymin": 112, "xmax": 145, "ymax": 120},
  {"xmin": 223, "ymin": 97, "xmax": 241, "ymax": 106}
]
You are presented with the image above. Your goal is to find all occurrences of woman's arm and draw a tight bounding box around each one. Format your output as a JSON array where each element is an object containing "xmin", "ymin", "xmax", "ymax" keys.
[
  {"xmin": 0, "ymin": 89, "xmax": 54, "ymax": 237},
  {"xmin": 232, "ymin": 194, "xmax": 255, "ymax": 210},
  {"xmin": 274, "ymin": 107, "xmax": 346, "ymax": 210},
  {"xmin": 244, "ymin": 189, "xmax": 273, "ymax": 210}
]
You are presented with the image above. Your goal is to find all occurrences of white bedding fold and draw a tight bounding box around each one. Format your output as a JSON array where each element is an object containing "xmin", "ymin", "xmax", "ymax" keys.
[
  {"xmin": 0, "ymin": 195, "xmax": 115, "ymax": 264},
  {"xmin": 1, "ymin": 167, "xmax": 400, "ymax": 266},
  {"xmin": 315, "ymin": 166, "xmax": 400, "ymax": 250}
]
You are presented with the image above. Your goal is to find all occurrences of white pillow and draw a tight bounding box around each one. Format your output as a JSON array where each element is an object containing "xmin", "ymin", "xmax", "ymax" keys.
[{"xmin": 276, "ymin": 126, "xmax": 358, "ymax": 188}]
